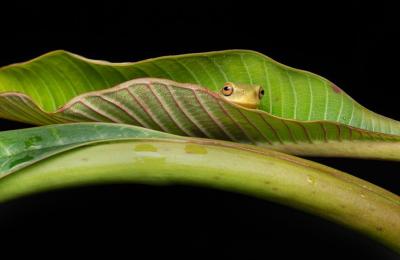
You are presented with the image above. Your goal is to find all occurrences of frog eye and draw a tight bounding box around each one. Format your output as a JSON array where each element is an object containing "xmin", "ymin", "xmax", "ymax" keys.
[
  {"xmin": 259, "ymin": 88, "xmax": 265, "ymax": 99},
  {"xmin": 222, "ymin": 85, "xmax": 234, "ymax": 96}
]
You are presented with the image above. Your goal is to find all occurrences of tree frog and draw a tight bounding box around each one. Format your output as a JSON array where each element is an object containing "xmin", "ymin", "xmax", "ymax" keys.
[{"xmin": 219, "ymin": 82, "xmax": 264, "ymax": 109}]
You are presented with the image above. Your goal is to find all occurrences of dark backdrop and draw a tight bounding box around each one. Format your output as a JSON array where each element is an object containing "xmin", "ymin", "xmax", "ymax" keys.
[{"xmin": 0, "ymin": 1, "xmax": 399, "ymax": 259}]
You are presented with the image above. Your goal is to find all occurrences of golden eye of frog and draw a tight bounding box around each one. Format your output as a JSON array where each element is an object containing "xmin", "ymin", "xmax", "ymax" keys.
[{"xmin": 219, "ymin": 82, "xmax": 264, "ymax": 109}]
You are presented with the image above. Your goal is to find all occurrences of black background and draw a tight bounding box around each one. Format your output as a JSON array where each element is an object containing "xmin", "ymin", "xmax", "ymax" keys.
[{"xmin": 0, "ymin": 1, "xmax": 399, "ymax": 259}]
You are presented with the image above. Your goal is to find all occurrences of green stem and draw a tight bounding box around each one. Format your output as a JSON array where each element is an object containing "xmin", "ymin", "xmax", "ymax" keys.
[{"xmin": 0, "ymin": 139, "xmax": 399, "ymax": 252}]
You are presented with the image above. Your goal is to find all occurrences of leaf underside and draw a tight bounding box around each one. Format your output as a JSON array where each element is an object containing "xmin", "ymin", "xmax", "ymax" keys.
[{"xmin": 1, "ymin": 77, "xmax": 400, "ymax": 159}]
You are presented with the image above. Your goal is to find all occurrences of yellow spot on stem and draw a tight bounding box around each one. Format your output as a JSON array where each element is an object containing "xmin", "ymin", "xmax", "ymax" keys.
[
  {"xmin": 307, "ymin": 175, "xmax": 316, "ymax": 185},
  {"xmin": 134, "ymin": 143, "xmax": 158, "ymax": 152},
  {"xmin": 184, "ymin": 144, "xmax": 208, "ymax": 154}
]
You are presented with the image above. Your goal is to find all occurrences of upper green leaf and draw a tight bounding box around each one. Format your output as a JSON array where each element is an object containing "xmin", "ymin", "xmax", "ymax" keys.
[{"xmin": 1, "ymin": 50, "xmax": 399, "ymax": 134}]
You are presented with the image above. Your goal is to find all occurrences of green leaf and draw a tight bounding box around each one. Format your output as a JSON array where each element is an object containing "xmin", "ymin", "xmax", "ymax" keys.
[
  {"xmin": 1, "ymin": 50, "xmax": 400, "ymax": 160},
  {"xmin": 0, "ymin": 122, "xmax": 180, "ymax": 178},
  {"xmin": 0, "ymin": 123, "xmax": 399, "ymax": 252}
]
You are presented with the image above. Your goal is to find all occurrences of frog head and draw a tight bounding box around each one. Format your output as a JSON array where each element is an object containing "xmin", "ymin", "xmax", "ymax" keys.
[{"xmin": 219, "ymin": 82, "xmax": 264, "ymax": 109}]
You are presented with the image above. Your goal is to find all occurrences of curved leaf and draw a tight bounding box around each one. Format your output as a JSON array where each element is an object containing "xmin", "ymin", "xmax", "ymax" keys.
[
  {"xmin": 0, "ymin": 122, "xmax": 181, "ymax": 178},
  {"xmin": 1, "ymin": 77, "xmax": 399, "ymax": 160},
  {"xmin": 0, "ymin": 124, "xmax": 399, "ymax": 252},
  {"xmin": 1, "ymin": 50, "xmax": 399, "ymax": 159}
]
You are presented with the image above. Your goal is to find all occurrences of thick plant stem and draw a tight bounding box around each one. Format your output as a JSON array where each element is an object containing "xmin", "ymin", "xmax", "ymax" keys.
[{"xmin": 0, "ymin": 139, "xmax": 399, "ymax": 252}]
